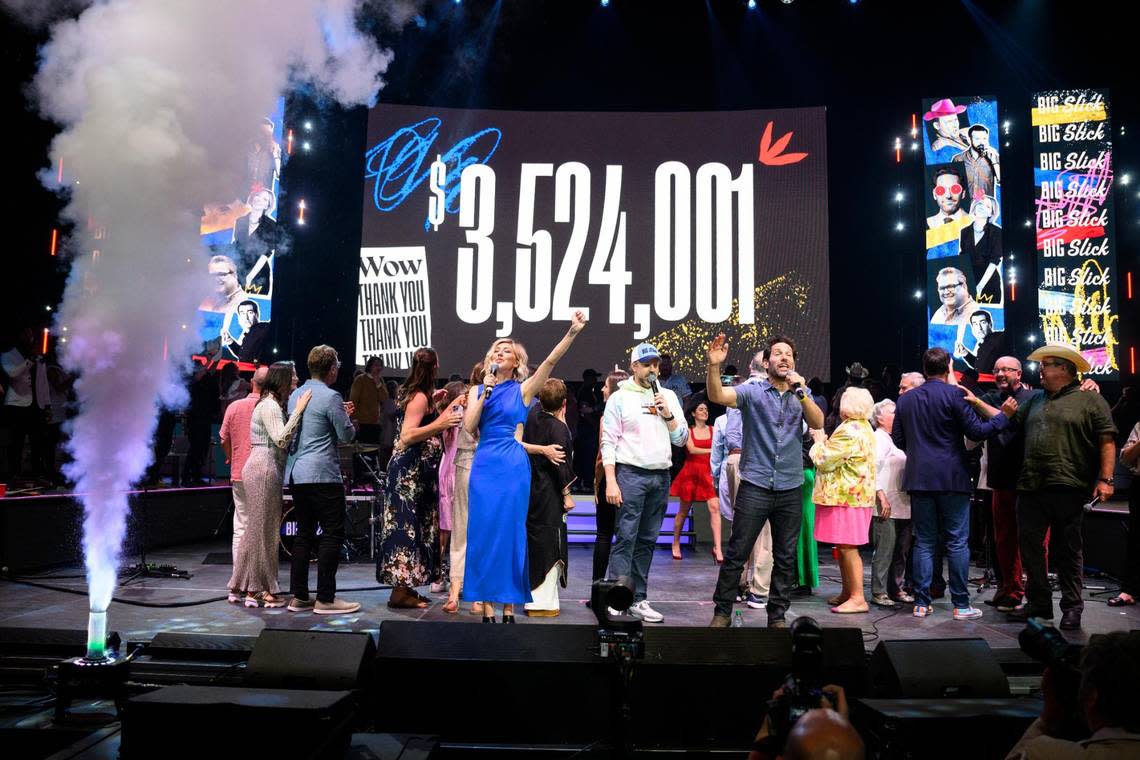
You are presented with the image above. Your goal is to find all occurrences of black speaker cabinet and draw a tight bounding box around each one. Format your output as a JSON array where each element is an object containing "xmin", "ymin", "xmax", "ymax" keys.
[
  {"xmin": 870, "ymin": 638, "xmax": 1009, "ymax": 698},
  {"xmin": 121, "ymin": 685, "xmax": 355, "ymax": 759},
  {"xmin": 246, "ymin": 629, "xmax": 376, "ymax": 691}
]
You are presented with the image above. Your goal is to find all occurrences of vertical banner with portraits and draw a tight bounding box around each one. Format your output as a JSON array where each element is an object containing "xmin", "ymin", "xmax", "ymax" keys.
[
  {"xmin": 1031, "ymin": 89, "xmax": 1118, "ymax": 378},
  {"xmin": 196, "ymin": 98, "xmax": 286, "ymax": 364},
  {"xmin": 921, "ymin": 95, "xmax": 1006, "ymax": 379}
]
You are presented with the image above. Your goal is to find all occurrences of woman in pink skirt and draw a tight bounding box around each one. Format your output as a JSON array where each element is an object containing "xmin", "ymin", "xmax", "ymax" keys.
[
  {"xmin": 434, "ymin": 380, "xmax": 468, "ymax": 596},
  {"xmin": 810, "ymin": 387, "xmax": 877, "ymax": 614}
]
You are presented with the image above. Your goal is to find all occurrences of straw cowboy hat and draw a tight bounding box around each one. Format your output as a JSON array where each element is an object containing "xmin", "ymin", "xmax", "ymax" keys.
[{"xmin": 1026, "ymin": 342, "xmax": 1091, "ymax": 374}]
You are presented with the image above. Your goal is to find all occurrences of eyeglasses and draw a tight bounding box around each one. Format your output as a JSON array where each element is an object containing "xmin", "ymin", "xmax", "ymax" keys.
[
  {"xmin": 937, "ymin": 282, "xmax": 965, "ymax": 292},
  {"xmin": 934, "ymin": 184, "xmax": 963, "ymax": 197},
  {"xmin": 994, "ymin": 366, "xmax": 1020, "ymax": 374}
]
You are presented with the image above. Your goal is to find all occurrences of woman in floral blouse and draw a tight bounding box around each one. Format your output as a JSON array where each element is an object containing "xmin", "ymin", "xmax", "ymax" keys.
[{"xmin": 810, "ymin": 387, "xmax": 877, "ymax": 614}]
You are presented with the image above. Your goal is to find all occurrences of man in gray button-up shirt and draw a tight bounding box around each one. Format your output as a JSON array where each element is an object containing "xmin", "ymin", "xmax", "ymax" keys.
[
  {"xmin": 706, "ymin": 334, "xmax": 824, "ymax": 629},
  {"xmin": 285, "ymin": 345, "xmax": 359, "ymax": 614}
]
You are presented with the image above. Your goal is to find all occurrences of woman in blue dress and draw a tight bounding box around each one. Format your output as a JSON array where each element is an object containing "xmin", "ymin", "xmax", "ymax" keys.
[{"xmin": 463, "ymin": 311, "xmax": 588, "ymax": 622}]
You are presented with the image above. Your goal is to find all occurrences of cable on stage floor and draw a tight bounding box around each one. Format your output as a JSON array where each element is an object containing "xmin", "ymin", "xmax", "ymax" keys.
[{"xmin": 0, "ymin": 573, "xmax": 393, "ymax": 608}]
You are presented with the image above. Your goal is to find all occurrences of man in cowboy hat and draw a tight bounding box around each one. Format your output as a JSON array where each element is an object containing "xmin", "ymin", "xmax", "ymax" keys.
[
  {"xmin": 1006, "ymin": 343, "xmax": 1116, "ymax": 630},
  {"xmin": 924, "ymin": 98, "xmax": 970, "ymax": 154}
]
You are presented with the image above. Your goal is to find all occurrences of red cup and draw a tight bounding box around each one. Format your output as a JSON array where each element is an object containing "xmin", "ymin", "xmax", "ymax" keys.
[{"xmin": 0, "ymin": 483, "xmax": 7, "ymax": 498}]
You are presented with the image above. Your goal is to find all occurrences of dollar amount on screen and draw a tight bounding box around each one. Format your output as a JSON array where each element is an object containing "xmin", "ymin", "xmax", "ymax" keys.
[{"xmin": 435, "ymin": 161, "xmax": 757, "ymax": 336}]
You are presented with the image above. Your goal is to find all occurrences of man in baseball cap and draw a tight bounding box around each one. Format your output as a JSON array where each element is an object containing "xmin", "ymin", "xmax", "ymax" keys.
[{"xmin": 599, "ymin": 342, "xmax": 687, "ymax": 623}]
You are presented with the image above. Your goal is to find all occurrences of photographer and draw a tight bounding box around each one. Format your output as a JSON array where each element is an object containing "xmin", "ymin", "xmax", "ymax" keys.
[
  {"xmin": 1007, "ymin": 631, "xmax": 1140, "ymax": 759},
  {"xmin": 749, "ymin": 684, "xmax": 864, "ymax": 760}
]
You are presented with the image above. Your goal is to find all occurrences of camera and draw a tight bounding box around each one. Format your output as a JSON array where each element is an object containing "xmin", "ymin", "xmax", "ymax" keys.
[
  {"xmin": 1019, "ymin": 617, "xmax": 1079, "ymax": 669},
  {"xmin": 767, "ymin": 616, "xmax": 834, "ymax": 743},
  {"xmin": 1018, "ymin": 618, "xmax": 1086, "ymax": 740},
  {"xmin": 591, "ymin": 578, "xmax": 644, "ymax": 661}
]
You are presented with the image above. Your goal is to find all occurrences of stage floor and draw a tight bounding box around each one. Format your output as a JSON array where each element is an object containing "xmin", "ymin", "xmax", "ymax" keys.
[{"xmin": 1, "ymin": 541, "xmax": 1136, "ymax": 652}]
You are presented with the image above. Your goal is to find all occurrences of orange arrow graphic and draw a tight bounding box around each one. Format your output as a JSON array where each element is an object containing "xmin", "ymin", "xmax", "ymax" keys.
[{"xmin": 757, "ymin": 121, "xmax": 808, "ymax": 166}]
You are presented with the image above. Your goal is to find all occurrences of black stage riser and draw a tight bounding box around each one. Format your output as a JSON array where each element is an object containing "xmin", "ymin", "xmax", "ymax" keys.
[
  {"xmin": 121, "ymin": 685, "xmax": 356, "ymax": 760},
  {"xmin": 0, "ymin": 486, "xmax": 232, "ymax": 572},
  {"xmin": 853, "ymin": 697, "xmax": 1043, "ymax": 760},
  {"xmin": 374, "ymin": 622, "xmax": 867, "ymax": 749}
]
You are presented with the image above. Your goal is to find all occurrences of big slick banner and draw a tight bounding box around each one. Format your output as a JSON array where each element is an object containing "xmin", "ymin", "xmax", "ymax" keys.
[
  {"xmin": 920, "ymin": 95, "xmax": 1007, "ymax": 379},
  {"xmin": 357, "ymin": 105, "xmax": 830, "ymax": 378},
  {"xmin": 1031, "ymin": 89, "xmax": 1119, "ymax": 378}
]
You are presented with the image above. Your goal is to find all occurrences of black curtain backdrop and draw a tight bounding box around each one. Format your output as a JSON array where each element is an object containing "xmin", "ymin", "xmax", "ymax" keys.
[{"xmin": 5, "ymin": 0, "xmax": 1138, "ymax": 391}]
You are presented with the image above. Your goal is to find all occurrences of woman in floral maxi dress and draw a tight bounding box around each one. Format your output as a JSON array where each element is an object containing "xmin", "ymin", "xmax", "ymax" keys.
[{"xmin": 377, "ymin": 347, "xmax": 463, "ymax": 608}]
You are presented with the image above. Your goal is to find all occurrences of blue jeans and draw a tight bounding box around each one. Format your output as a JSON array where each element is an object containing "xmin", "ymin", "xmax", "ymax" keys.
[
  {"xmin": 605, "ymin": 465, "xmax": 671, "ymax": 602},
  {"xmin": 713, "ymin": 482, "xmax": 802, "ymax": 622},
  {"xmin": 910, "ymin": 492, "xmax": 971, "ymax": 608}
]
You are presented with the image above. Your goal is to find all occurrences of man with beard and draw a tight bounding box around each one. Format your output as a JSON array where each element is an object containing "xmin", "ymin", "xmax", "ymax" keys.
[
  {"xmin": 925, "ymin": 167, "xmax": 970, "ymax": 230},
  {"xmin": 707, "ymin": 334, "xmax": 824, "ymax": 629},
  {"xmin": 953, "ymin": 124, "xmax": 1001, "ymax": 197},
  {"xmin": 955, "ymin": 309, "xmax": 1007, "ymax": 375},
  {"xmin": 974, "ymin": 356, "xmax": 1036, "ymax": 612},
  {"xmin": 1003, "ymin": 344, "xmax": 1115, "ymax": 630}
]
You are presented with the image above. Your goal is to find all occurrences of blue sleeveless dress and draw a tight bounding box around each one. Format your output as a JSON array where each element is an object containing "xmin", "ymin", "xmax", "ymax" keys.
[{"xmin": 462, "ymin": 379, "xmax": 532, "ymax": 604}]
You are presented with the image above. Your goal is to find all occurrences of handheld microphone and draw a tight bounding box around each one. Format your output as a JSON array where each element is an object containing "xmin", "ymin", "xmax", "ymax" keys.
[
  {"xmin": 647, "ymin": 371, "xmax": 666, "ymax": 416},
  {"xmin": 485, "ymin": 362, "xmax": 500, "ymax": 400}
]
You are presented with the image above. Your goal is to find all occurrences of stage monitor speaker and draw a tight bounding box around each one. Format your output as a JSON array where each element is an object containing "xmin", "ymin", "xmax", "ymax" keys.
[
  {"xmin": 121, "ymin": 685, "xmax": 355, "ymax": 759},
  {"xmin": 144, "ymin": 631, "xmax": 257, "ymax": 662},
  {"xmin": 375, "ymin": 621, "xmax": 866, "ymax": 751},
  {"xmin": 870, "ymin": 638, "xmax": 1009, "ymax": 698},
  {"xmin": 854, "ymin": 697, "xmax": 1041, "ymax": 760},
  {"xmin": 630, "ymin": 626, "xmax": 866, "ymax": 748},
  {"xmin": 246, "ymin": 629, "xmax": 376, "ymax": 691}
]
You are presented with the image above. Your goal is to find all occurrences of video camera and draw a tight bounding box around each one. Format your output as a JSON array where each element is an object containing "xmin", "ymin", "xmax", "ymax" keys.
[
  {"xmin": 767, "ymin": 616, "xmax": 835, "ymax": 745},
  {"xmin": 590, "ymin": 578, "xmax": 644, "ymax": 661},
  {"xmin": 1018, "ymin": 617, "xmax": 1086, "ymax": 740}
]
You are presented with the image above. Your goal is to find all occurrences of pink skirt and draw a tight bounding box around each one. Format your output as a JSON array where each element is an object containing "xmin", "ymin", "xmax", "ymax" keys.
[{"xmin": 813, "ymin": 505, "xmax": 873, "ymax": 546}]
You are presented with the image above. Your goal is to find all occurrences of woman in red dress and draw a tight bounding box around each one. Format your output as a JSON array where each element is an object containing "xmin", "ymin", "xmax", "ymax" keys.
[{"xmin": 670, "ymin": 402, "xmax": 721, "ymax": 562}]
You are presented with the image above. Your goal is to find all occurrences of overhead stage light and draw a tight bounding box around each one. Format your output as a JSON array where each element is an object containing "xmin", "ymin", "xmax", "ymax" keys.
[{"xmin": 748, "ymin": 0, "xmax": 757, "ymax": 8}]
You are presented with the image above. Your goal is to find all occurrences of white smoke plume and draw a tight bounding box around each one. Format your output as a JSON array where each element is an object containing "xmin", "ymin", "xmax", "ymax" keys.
[{"xmin": 9, "ymin": 0, "xmax": 392, "ymax": 614}]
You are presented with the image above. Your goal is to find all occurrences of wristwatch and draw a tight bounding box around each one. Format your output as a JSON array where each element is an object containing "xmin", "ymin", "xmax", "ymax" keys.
[
  {"xmin": 1099, "ymin": 477, "xmax": 1114, "ymax": 486},
  {"xmin": 660, "ymin": 413, "xmax": 675, "ymax": 422}
]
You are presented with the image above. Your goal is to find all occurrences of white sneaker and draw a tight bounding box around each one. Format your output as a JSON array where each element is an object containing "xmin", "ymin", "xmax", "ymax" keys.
[
  {"xmin": 627, "ymin": 600, "xmax": 664, "ymax": 623},
  {"xmin": 606, "ymin": 606, "xmax": 625, "ymax": 618},
  {"xmin": 429, "ymin": 581, "xmax": 446, "ymax": 594}
]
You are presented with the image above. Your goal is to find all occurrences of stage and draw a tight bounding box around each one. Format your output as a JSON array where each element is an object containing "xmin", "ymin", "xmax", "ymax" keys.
[{"xmin": 2, "ymin": 539, "xmax": 1135, "ymax": 653}]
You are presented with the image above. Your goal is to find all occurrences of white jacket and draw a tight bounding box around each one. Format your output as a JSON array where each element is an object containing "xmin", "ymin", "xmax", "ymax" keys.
[{"xmin": 600, "ymin": 379, "xmax": 688, "ymax": 470}]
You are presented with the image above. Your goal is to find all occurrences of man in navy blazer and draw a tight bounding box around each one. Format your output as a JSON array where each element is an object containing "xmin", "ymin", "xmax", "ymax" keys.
[{"xmin": 892, "ymin": 347, "xmax": 1018, "ymax": 620}]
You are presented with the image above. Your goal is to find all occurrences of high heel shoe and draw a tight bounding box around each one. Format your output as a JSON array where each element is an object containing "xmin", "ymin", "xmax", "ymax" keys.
[
  {"xmin": 502, "ymin": 613, "xmax": 516, "ymax": 624},
  {"xmin": 671, "ymin": 545, "xmax": 683, "ymax": 561},
  {"xmin": 482, "ymin": 614, "xmax": 496, "ymax": 623}
]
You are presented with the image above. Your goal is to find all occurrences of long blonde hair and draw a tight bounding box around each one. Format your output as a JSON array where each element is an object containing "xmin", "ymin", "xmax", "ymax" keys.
[{"xmin": 482, "ymin": 338, "xmax": 529, "ymax": 382}]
